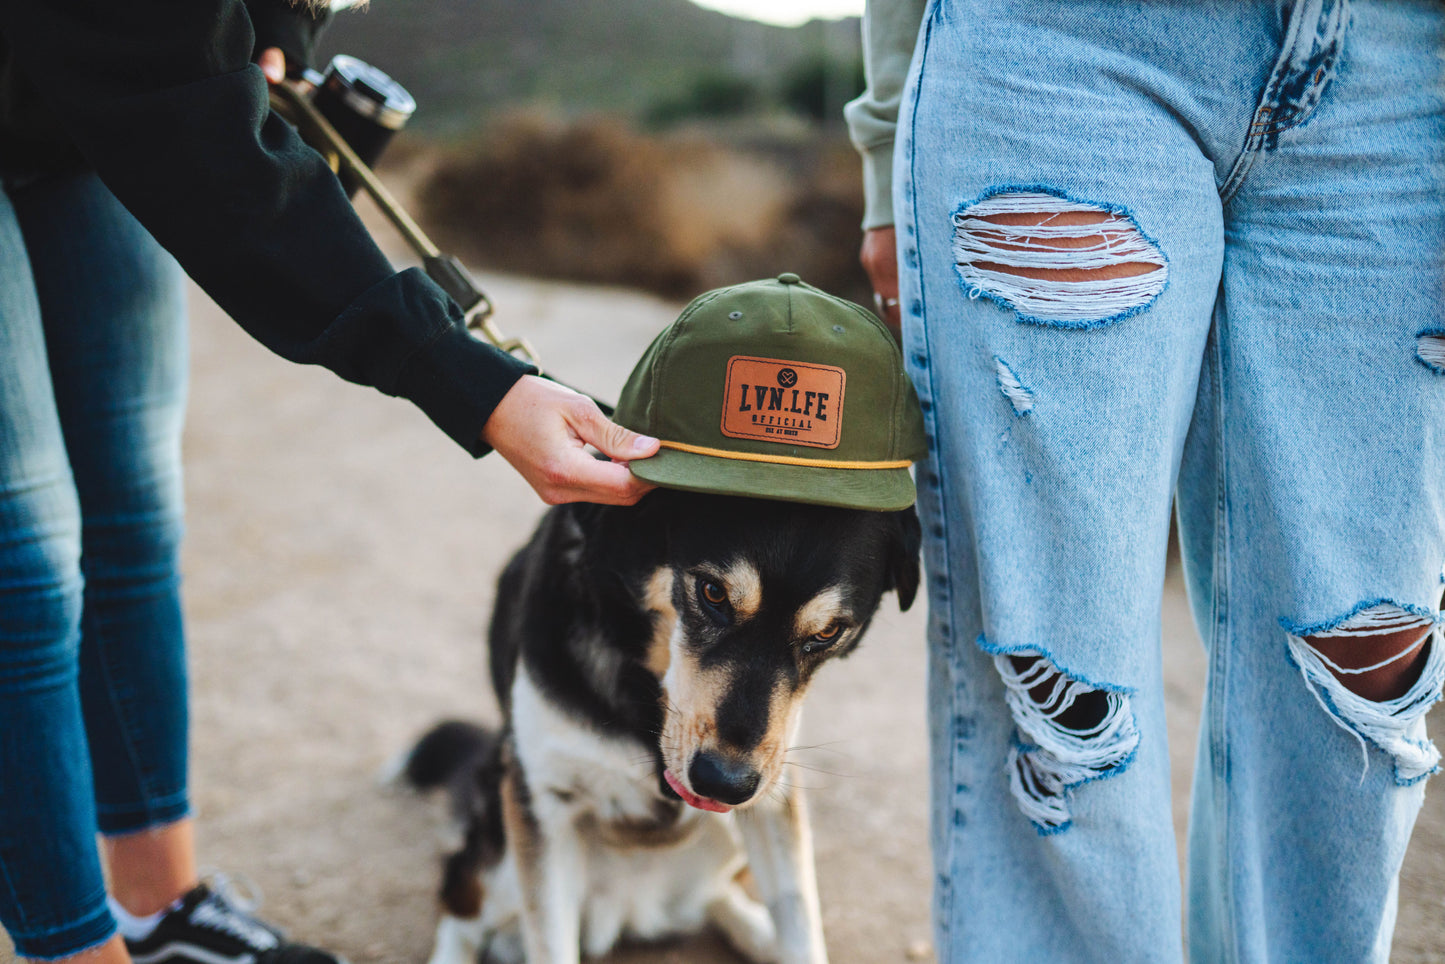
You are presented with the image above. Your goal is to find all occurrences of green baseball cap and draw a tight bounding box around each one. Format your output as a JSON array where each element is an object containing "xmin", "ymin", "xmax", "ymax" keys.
[{"xmin": 615, "ymin": 273, "xmax": 927, "ymax": 511}]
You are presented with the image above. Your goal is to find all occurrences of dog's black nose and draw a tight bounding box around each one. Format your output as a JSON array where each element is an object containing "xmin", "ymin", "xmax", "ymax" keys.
[{"xmin": 688, "ymin": 752, "xmax": 761, "ymax": 805}]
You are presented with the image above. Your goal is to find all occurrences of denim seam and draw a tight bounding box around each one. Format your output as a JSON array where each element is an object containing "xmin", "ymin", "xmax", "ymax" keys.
[
  {"xmin": 90, "ymin": 602, "xmax": 160, "ymax": 810},
  {"xmin": 950, "ymin": 184, "xmax": 1172, "ymax": 330},
  {"xmin": 1221, "ymin": 43, "xmax": 1290, "ymax": 202},
  {"xmin": 0, "ymin": 839, "xmax": 28, "ymax": 929},
  {"xmin": 88, "ymin": 602, "xmax": 187, "ymax": 827},
  {"xmin": 907, "ymin": 3, "xmax": 956, "ymax": 947},
  {"xmin": 97, "ymin": 803, "xmax": 193, "ymax": 839},
  {"xmin": 8, "ymin": 897, "xmax": 116, "ymax": 961},
  {"xmin": 1219, "ymin": 0, "xmax": 1350, "ymax": 204},
  {"xmin": 1209, "ymin": 307, "xmax": 1241, "ymax": 964},
  {"xmin": 1218, "ymin": 150, "xmax": 1260, "ymax": 208},
  {"xmin": 94, "ymin": 790, "xmax": 190, "ymax": 819},
  {"xmin": 1264, "ymin": 1, "xmax": 1350, "ymax": 143}
]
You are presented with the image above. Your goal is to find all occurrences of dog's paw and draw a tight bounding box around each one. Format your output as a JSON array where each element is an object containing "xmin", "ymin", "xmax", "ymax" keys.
[
  {"xmin": 424, "ymin": 913, "xmax": 486, "ymax": 964},
  {"xmin": 708, "ymin": 884, "xmax": 781, "ymax": 963},
  {"xmin": 426, "ymin": 910, "xmax": 526, "ymax": 964},
  {"xmin": 479, "ymin": 929, "xmax": 524, "ymax": 964}
]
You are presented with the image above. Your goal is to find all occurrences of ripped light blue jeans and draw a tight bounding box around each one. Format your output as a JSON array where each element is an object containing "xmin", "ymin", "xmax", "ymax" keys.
[{"xmin": 896, "ymin": 1, "xmax": 1445, "ymax": 961}]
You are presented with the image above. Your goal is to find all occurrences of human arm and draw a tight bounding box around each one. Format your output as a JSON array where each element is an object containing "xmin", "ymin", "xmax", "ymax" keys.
[
  {"xmin": 843, "ymin": 0, "xmax": 928, "ymax": 232},
  {"xmin": 0, "ymin": 0, "xmax": 528, "ymax": 448},
  {"xmin": 0, "ymin": 0, "xmax": 653, "ymax": 503},
  {"xmin": 844, "ymin": 0, "xmax": 926, "ymax": 337}
]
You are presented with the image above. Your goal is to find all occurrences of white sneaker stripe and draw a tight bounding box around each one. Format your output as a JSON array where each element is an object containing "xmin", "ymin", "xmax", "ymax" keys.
[{"xmin": 130, "ymin": 941, "xmax": 257, "ymax": 964}]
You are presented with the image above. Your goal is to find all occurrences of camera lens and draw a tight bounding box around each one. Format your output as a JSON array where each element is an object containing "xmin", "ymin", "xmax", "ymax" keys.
[{"xmin": 313, "ymin": 55, "xmax": 416, "ymax": 194}]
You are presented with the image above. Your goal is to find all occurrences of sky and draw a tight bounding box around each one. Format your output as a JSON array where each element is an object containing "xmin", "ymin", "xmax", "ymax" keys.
[{"xmin": 690, "ymin": 0, "xmax": 864, "ymax": 27}]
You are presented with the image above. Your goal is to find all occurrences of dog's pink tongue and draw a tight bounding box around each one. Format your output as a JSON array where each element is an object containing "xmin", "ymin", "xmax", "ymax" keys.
[{"xmin": 665, "ymin": 769, "xmax": 732, "ymax": 813}]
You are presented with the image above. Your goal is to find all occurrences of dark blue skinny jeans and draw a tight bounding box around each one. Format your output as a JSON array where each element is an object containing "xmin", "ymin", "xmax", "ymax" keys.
[{"xmin": 0, "ymin": 171, "xmax": 189, "ymax": 960}]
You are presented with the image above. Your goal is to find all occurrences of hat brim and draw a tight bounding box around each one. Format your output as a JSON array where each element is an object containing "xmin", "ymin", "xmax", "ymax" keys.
[{"xmin": 628, "ymin": 446, "xmax": 916, "ymax": 511}]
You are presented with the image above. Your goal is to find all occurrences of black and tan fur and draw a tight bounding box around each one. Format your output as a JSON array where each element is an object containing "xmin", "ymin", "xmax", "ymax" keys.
[{"xmin": 404, "ymin": 489, "xmax": 920, "ymax": 964}]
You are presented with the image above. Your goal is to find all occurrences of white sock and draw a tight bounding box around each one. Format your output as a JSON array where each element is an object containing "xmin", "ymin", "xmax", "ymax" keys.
[{"xmin": 107, "ymin": 896, "xmax": 172, "ymax": 940}]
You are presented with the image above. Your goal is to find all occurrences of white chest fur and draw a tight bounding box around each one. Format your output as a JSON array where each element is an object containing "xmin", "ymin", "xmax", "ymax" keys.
[
  {"xmin": 503, "ymin": 665, "xmax": 763, "ymax": 959},
  {"xmin": 510, "ymin": 662, "xmax": 686, "ymax": 828}
]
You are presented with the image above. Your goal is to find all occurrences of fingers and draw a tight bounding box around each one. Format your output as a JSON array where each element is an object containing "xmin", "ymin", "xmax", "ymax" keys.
[
  {"xmin": 541, "ymin": 452, "xmax": 656, "ymax": 507},
  {"xmin": 482, "ymin": 375, "xmax": 659, "ymax": 506},
  {"xmin": 257, "ymin": 47, "xmax": 286, "ymax": 85},
  {"xmin": 860, "ymin": 226, "xmax": 902, "ymax": 337},
  {"xmin": 569, "ymin": 400, "xmax": 660, "ymax": 462},
  {"xmin": 860, "ymin": 226, "xmax": 899, "ymax": 289}
]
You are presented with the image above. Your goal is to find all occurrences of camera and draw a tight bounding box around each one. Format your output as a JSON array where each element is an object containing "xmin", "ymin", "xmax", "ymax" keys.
[{"xmin": 281, "ymin": 55, "xmax": 416, "ymax": 197}]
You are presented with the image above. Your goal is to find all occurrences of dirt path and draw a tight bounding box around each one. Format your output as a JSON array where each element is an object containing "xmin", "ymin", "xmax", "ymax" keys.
[
  {"xmin": 171, "ymin": 271, "xmax": 1445, "ymax": 964},
  {"xmin": 2, "ymin": 250, "xmax": 1440, "ymax": 964}
]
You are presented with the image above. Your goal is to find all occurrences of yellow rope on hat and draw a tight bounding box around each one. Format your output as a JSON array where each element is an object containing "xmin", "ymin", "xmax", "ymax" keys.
[{"xmin": 656, "ymin": 440, "xmax": 912, "ymax": 470}]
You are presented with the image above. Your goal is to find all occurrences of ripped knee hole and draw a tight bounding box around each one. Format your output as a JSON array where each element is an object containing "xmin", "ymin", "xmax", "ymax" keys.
[
  {"xmin": 1286, "ymin": 603, "xmax": 1445, "ymax": 785},
  {"xmin": 1301, "ymin": 620, "xmax": 1432, "ymax": 703},
  {"xmin": 991, "ymin": 648, "xmax": 1139, "ymax": 833}
]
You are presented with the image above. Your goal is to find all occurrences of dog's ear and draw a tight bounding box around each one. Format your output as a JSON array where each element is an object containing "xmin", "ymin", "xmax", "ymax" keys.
[{"xmin": 887, "ymin": 507, "xmax": 923, "ymax": 611}]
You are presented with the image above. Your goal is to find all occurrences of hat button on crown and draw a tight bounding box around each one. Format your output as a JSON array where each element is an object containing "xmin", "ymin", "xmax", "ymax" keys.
[{"xmin": 776, "ymin": 272, "xmax": 801, "ymax": 285}]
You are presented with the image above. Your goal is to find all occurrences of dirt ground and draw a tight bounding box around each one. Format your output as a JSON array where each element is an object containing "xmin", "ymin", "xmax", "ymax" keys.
[{"xmin": 3, "ymin": 252, "xmax": 1442, "ymax": 963}]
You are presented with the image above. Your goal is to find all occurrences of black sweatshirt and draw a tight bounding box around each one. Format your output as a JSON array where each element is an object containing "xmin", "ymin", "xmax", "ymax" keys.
[{"xmin": 0, "ymin": 0, "xmax": 534, "ymax": 456}]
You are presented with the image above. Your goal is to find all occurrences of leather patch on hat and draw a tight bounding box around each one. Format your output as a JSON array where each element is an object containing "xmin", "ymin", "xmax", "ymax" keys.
[{"xmin": 721, "ymin": 356, "xmax": 846, "ymax": 449}]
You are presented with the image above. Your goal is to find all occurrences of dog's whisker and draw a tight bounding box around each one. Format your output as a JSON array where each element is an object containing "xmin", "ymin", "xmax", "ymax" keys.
[
  {"xmin": 786, "ymin": 741, "xmax": 852, "ymax": 756},
  {"xmin": 783, "ymin": 760, "xmax": 854, "ymax": 778},
  {"xmin": 772, "ymin": 777, "xmax": 829, "ymax": 794}
]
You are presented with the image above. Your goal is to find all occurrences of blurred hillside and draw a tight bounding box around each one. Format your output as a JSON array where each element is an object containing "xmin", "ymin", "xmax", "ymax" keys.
[
  {"xmin": 318, "ymin": 0, "xmax": 861, "ymax": 137},
  {"xmin": 418, "ymin": 115, "xmax": 870, "ymax": 303},
  {"xmin": 318, "ymin": 0, "xmax": 873, "ymax": 306}
]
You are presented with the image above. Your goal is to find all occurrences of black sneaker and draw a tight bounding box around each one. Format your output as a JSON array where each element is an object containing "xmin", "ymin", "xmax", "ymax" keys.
[{"xmin": 123, "ymin": 881, "xmax": 349, "ymax": 964}]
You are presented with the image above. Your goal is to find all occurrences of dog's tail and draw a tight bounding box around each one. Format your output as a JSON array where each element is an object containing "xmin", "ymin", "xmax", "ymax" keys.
[
  {"xmin": 401, "ymin": 720, "xmax": 509, "ymax": 891},
  {"xmin": 401, "ymin": 719, "xmax": 497, "ymax": 792},
  {"xmin": 400, "ymin": 720, "xmax": 506, "ymax": 822}
]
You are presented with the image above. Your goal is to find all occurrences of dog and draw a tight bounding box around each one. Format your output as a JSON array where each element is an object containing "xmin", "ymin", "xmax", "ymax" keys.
[{"xmin": 399, "ymin": 486, "xmax": 920, "ymax": 964}]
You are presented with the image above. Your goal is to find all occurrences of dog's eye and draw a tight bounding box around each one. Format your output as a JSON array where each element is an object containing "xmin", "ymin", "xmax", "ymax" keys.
[
  {"xmin": 802, "ymin": 622, "xmax": 843, "ymax": 654},
  {"xmin": 696, "ymin": 578, "xmax": 732, "ymax": 624}
]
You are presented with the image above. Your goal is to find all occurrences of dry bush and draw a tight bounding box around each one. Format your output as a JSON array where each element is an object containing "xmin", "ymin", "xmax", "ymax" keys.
[
  {"xmin": 417, "ymin": 113, "xmax": 871, "ymax": 305},
  {"xmin": 420, "ymin": 115, "xmax": 694, "ymax": 295}
]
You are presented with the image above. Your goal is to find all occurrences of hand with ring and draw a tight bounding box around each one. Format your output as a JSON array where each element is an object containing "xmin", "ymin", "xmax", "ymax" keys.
[{"xmin": 860, "ymin": 226, "xmax": 902, "ymax": 339}]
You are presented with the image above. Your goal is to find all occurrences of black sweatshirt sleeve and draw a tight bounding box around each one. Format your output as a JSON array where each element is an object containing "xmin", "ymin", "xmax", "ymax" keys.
[{"xmin": 0, "ymin": 0, "xmax": 534, "ymax": 456}]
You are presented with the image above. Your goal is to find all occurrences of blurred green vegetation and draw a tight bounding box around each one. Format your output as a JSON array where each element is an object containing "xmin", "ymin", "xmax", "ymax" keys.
[
  {"xmin": 779, "ymin": 54, "xmax": 867, "ymax": 122},
  {"xmin": 645, "ymin": 72, "xmax": 761, "ymax": 127}
]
